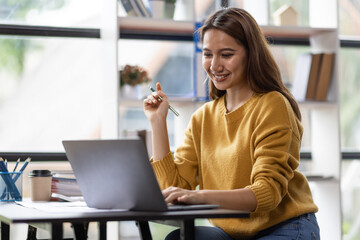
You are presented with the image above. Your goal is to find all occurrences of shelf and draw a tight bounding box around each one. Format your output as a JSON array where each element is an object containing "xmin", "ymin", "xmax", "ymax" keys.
[
  {"xmin": 118, "ymin": 17, "xmax": 194, "ymax": 34},
  {"xmin": 118, "ymin": 17, "xmax": 194, "ymax": 41},
  {"xmin": 118, "ymin": 17, "xmax": 337, "ymax": 42},
  {"xmin": 260, "ymin": 25, "xmax": 337, "ymax": 38},
  {"xmin": 298, "ymin": 101, "xmax": 338, "ymax": 109}
]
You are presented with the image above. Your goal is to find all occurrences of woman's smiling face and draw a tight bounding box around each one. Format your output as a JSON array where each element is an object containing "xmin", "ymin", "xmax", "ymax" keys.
[{"xmin": 202, "ymin": 29, "xmax": 248, "ymax": 92}]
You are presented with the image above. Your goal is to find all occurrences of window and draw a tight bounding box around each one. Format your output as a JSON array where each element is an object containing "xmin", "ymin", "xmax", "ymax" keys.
[
  {"xmin": 339, "ymin": 1, "xmax": 360, "ymax": 239},
  {"xmin": 339, "ymin": 0, "xmax": 360, "ymax": 36},
  {"xmin": 339, "ymin": 48, "xmax": 360, "ymax": 151},
  {"xmin": 0, "ymin": 0, "xmax": 101, "ymax": 28},
  {"xmin": 0, "ymin": 36, "xmax": 102, "ymax": 152},
  {"xmin": 0, "ymin": 0, "xmax": 101, "ymax": 152}
]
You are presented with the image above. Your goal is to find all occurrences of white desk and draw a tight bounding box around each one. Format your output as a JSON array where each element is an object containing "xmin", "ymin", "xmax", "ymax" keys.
[{"xmin": 0, "ymin": 202, "xmax": 250, "ymax": 240}]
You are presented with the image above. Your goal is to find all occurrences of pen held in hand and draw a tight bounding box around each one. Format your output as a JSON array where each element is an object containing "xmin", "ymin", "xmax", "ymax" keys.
[{"xmin": 149, "ymin": 87, "xmax": 180, "ymax": 117}]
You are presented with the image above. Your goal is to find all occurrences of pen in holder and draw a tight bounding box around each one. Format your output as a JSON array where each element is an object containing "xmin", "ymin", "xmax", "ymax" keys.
[
  {"xmin": 0, "ymin": 157, "xmax": 30, "ymax": 201},
  {"xmin": 0, "ymin": 171, "xmax": 23, "ymax": 201}
]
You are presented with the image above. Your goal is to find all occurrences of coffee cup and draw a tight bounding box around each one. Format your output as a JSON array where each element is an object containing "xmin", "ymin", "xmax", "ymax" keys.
[{"xmin": 28, "ymin": 170, "xmax": 53, "ymax": 201}]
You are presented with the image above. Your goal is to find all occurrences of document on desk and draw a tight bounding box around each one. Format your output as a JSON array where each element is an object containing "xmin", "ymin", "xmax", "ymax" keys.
[{"xmin": 16, "ymin": 199, "xmax": 128, "ymax": 213}]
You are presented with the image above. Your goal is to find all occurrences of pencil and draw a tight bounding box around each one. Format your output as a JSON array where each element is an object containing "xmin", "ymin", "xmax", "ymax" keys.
[
  {"xmin": 13, "ymin": 158, "xmax": 20, "ymax": 172},
  {"xmin": 12, "ymin": 157, "xmax": 31, "ymax": 183},
  {"xmin": 149, "ymin": 87, "xmax": 180, "ymax": 117},
  {"xmin": 0, "ymin": 158, "xmax": 8, "ymax": 172},
  {"xmin": 18, "ymin": 157, "xmax": 31, "ymax": 172},
  {"xmin": 0, "ymin": 158, "xmax": 21, "ymax": 199}
]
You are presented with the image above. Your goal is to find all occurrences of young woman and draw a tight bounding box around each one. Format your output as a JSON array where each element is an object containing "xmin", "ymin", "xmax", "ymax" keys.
[{"xmin": 143, "ymin": 8, "xmax": 320, "ymax": 240}]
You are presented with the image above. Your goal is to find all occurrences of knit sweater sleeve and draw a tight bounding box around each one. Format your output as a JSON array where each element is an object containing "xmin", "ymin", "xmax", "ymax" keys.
[
  {"xmin": 247, "ymin": 93, "xmax": 302, "ymax": 213},
  {"xmin": 150, "ymin": 108, "xmax": 203, "ymax": 190}
]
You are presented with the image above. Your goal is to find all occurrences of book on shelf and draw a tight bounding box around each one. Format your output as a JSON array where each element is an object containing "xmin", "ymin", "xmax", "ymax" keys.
[
  {"xmin": 314, "ymin": 53, "xmax": 335, "ymax": 101},
  {"xmin": 291, "ymin": 53, "xmax": 312, "ymax": 102},
  {"xmin": 121, "ymin": 0, "xmax": 151, "ymax": 17},
  {"xmin": 129, "ymin": 0, "xmax": 143, "ymax": 17},
  {"xmin": 133, "ymin": 0, "xmax": 151, "ymax": 17},
  {"xmin": 305, "ymin": 53, "xmax": 323, "ymax": 100},
  {"xmin": 291, "ymin": 52, "xmax": 335, "ymax": 102},
  {"xmin": 120, "ymin": 0, "xmax": 137, "ymax": 17},
  {"xmin": 51, "ymin": 170, "xmax": 82, "ymax": 197}
]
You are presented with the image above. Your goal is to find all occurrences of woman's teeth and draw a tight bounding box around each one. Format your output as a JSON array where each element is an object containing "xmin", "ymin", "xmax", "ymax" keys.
[{"xmin": 214, "ymin": 74, "xmax": 230, "ymax": 80}]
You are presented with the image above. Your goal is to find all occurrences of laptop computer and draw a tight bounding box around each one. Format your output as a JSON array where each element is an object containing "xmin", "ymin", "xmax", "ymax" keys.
[{"xmin": 62, "ymin": 138, "xmax": 219, "ymax": 211}]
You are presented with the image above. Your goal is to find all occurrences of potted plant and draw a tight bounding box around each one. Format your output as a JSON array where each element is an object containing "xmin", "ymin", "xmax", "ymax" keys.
[{"xmin": 119, "ymin": 64, "xmax": 151, "ymax": 99}]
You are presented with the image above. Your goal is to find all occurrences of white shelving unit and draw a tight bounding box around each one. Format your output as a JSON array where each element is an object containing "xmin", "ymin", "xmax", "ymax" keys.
[
  {"xmin": 262, "ymin": 24, "xmax": 342, "ymax": 240},
  {"xmin": 308, "ymin": 29, "xmax": 342, "ymax": 240},
  {"xmin": 308, "ymin": 1, "xmax": 341, "ymax": 239},
  {"xmin": 102, "ymin": 1, "xmax": 342, "ymax": 239}
]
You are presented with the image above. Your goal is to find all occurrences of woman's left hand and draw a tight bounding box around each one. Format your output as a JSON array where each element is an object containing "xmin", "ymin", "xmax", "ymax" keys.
[{"xmin": 162, "ymin": 186, "xmax": 206, "ymax": 205}]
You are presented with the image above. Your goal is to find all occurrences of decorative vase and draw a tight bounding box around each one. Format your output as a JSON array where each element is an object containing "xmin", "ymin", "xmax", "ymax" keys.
[
  {"xmin": 149, "ymin": 0, "xmax": 165, "ymax": 19},
  {"xmin": 120, "ymin": 85, "xmax": 143, "ymax": 100}
]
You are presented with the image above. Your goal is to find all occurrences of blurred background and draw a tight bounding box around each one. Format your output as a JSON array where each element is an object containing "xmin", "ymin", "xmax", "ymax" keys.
[{"xmin": 1, "ymin": 0, "xmax": 360, "ymax": 239}]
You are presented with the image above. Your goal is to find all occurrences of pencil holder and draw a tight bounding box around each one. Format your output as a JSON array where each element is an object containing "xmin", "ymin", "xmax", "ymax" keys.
[{"xmin": 0, "ymin": 172, "xmax": 23, "ymax": 201}]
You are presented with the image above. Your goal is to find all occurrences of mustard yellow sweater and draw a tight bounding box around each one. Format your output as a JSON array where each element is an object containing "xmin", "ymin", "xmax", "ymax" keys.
[{"xmin": 151, "ymin": 91, "xmax": 318, "ymax": 238}]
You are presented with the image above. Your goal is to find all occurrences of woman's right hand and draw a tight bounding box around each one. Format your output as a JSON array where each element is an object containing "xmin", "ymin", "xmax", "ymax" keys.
[{"xmin": 143, "ymin": 82, "xmax": 169, "ymax": 122}]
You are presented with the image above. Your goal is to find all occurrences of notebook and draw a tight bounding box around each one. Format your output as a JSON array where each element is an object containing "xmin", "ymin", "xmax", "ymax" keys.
[{"xmin": 62, "ymin": 138, "xmax": 219, "ymax": 211}]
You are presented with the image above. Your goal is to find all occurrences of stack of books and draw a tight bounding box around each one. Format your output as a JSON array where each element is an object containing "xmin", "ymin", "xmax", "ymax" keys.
[
  {"xmin": 291, "ymin": 52, "xmax": 335, "ymax": 102},
  {"xmin": 51, "ymin": 170, "xmax": 83, "ymax": 202}
]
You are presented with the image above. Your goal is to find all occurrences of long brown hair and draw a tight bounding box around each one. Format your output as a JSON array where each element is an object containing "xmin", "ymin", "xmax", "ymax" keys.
[{"xmin": 199, "ymin": 8, "xmax": 301, "ymax": 120}]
